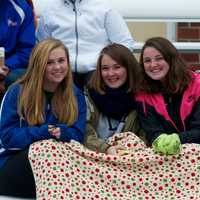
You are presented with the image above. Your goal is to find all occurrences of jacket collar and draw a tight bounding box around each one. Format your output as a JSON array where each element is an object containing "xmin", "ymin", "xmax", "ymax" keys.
[{"xmin": 64, "ymin": 0, "xmax": 82, "ymax": 4}]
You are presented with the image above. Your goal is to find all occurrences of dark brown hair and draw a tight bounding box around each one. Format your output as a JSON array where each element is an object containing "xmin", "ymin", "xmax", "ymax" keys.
[
  {"xmin": 139, "ymin": 37, "xmax": 192, "ymax": 94},
  {"xmin": 89, "ymin": 43, "xmax": 140, "ymax": 94}
]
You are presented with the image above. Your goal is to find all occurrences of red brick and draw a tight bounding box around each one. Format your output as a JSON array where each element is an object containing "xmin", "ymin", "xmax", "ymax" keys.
[
  {"xmin": 190, "ymin": 23, "xmax": 200, "ymax": 27},
  {"xmin": 180, "ymin": 53, "xmax": 199, "ymax": 63},
  {"xmin": 177, "ymin": 28, "xmax": 199, "ymax": 40},
  {"xmin": 177, "ymin": 23, "xmax": 190, "ymax": 28}
]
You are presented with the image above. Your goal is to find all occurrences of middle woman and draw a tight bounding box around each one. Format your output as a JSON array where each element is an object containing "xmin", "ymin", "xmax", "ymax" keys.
[{"xmin": 84, "ymin": 43, "xmax": 143, "ymax": 154}]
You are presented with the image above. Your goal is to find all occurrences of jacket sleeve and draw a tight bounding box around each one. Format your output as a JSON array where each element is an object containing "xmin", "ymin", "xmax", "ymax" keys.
[
  {"xmin": 5, "ymin": 4, "xmax": 36, "ymax": 70},
  {"xmin": 136, "ymin": 102, "xmax": 166, "ymax": 145},
  {"xmin": 105, "ymin": 9, "xmax": 134, "ymax": 52},
  {"xmin": 58, "ymin": 88, "xmax": 86, "ymax": 144},
  {"xmin": 123, "ymin": 110, "xmax": 148, "ymax": 145},
  {"xmin": 83, "ymin": 91, "xmax": 110, "ymax": 153},
  {"xmin": 179, "ymin": 100, "xmax": 200, "ymax": 144},
  {"xmin": 84, "ymin": 123, "xmax": 110, "ymax": 153},
  {"xmin": 36, "ymin": 14, "xmax": 51, "ymax": 41},
  {"xmin": 0, "ymin": 85, "xmax": 51, "ymax": 150}
]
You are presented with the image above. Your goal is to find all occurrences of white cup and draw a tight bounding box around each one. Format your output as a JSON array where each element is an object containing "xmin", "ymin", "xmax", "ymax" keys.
[{"xmin": 0, "ymin": 47, "xmax": 5, "ymax": 66}]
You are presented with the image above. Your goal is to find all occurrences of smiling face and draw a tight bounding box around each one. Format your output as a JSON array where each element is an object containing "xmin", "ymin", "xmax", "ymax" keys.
[
  {"xmin": 101, "ymin": 54, "xmax": 127, "ymax": 89},
  {"xmin": 143, "ymin": 47, "xmax": 170, "ymax": 81},
  {"xmin": 43, "ymin": 47, "xmax": 68, "ymax": 92}
]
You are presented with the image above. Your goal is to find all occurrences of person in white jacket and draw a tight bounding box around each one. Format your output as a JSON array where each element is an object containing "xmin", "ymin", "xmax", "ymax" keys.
[{"xmin": 36, "ymin": 0, "xmax": 134, "ymax": 90}]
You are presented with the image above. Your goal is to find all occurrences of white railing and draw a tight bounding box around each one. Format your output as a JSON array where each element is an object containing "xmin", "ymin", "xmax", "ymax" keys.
[
  {"xmin": 134, "ymin": 42, "xmax": 200, "ymax": 54},
  {"xmin": 110, "ymin": 0, "xmax": 200, "ymax": 53}
]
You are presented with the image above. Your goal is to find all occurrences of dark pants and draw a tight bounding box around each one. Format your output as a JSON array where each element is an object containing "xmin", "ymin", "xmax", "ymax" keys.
[
  {"xmin": 0, "ymin": 149, "xmax": 36, "ymax": 198},
  {"xmin": 0, "ymin": 68, "xmax": 26, "ymax": 101},
  {"xmin": 73, "ymin": 71, "xmax": 94, "ymax": 91},
  {"xmin": 5, "ymin": 68, "xmax": 26, "ymax": 87}
]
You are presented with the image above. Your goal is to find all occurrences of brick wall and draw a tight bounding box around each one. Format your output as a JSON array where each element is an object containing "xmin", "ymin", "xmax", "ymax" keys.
[{"xmin": 177, "ymin": 23, "xmax": 200, "ymax": 71}]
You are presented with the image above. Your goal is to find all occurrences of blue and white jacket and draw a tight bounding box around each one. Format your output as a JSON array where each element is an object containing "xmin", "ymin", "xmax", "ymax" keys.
[
  {"xmin": 0, "ymin": 0, "xmax": 36, "ymax": 70},
  {"xmin": 0, "ymin": 84, "xmax": 86, "ymax": 168},
  {"xmin": 37, "ymin": 0, "xmax": 134, "ymax": 73}
]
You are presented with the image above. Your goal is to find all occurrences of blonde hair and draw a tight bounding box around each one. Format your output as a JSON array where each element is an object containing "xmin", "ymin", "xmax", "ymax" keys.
[{"xmin": 17, "ymin": 38, "xmax": 78, "ymax": 126}]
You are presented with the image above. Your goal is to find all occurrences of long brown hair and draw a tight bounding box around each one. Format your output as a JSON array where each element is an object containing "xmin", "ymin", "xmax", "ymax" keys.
[
  {"xmin": 89, "ymin": 43, "xmax": 140, "ymax": 94},
  {"xmin": 139, "ymin": 37, "xmax": 192, "ymax": 94},
  {"xmin": 17, "ymin": 38, "xmax": 78, "ymax": 126}
]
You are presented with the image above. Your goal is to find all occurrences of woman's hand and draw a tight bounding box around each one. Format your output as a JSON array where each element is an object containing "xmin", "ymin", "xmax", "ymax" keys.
[
  {"xmin": 106, "ymin": 145, "xmax": 126, "ymax": 155},
  {"xmin": 48, "ymin": 125, "xmax": 61, "ymax": 139}
]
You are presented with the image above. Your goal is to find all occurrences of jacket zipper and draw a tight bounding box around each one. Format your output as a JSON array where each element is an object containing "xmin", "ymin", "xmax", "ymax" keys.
[{"xmin": 72, "ymin": 2, "xmax": 79, "ymax": 73}]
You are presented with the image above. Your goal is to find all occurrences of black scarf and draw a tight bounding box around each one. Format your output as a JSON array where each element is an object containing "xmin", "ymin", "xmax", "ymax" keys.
[
  {"xmin": 89, "ymin": 86, "xmax": 135, "ymax": 120},
  {"xmin": 44, "ymin": 90, "xmax": 54, "ymax": 104}
]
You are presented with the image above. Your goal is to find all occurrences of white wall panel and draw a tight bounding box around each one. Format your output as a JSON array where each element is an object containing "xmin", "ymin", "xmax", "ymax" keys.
[{"xmin": 110, "ymin": 0, "xmax": 200, "ymax": 21}]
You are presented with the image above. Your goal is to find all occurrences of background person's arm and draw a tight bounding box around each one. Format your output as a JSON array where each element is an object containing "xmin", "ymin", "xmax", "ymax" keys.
[
  {"xmin": 105, "ymin": 9, "xmax": 134, "ymax": 52},
  {"xmin": 6, "ymin": 4, "xmax": 35, "ymax": 70}
]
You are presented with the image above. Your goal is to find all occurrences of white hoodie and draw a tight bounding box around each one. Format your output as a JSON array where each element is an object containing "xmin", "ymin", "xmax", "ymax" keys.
[{"xmin": 37, "ymin": 0, "xmax": 134, "ymax": 73}]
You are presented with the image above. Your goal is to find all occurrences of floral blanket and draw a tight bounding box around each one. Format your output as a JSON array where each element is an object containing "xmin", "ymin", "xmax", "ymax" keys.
[{"xmin": 29, "ymin": 132, "xmax": 200, "ymax": 200}]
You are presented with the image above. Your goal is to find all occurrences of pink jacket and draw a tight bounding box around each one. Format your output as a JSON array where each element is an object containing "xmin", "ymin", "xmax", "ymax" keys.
[{"xmin": 135, "ymin": 72, "xmax": 200, "ymax": 132}]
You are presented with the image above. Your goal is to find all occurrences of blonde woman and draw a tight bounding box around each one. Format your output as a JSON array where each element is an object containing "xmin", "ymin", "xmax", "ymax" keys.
[{"xmin": 0, "ymin": 38, "xmax": 86, "ymax": 198}]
